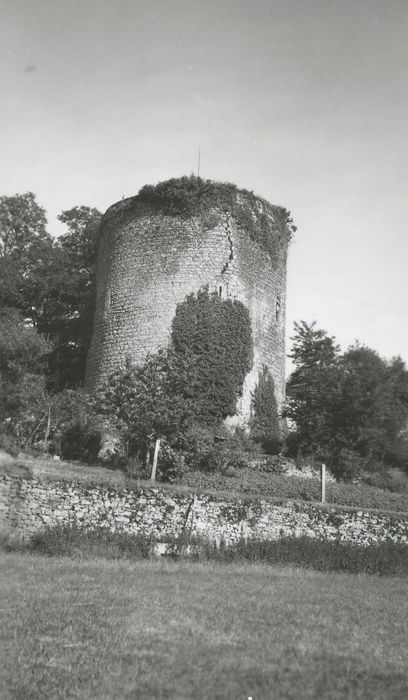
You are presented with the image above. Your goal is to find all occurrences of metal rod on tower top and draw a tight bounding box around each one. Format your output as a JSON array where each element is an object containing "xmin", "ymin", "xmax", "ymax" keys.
[{"xmin": 197, "ymin": 146, "xmax": 201, "ymax": 179}]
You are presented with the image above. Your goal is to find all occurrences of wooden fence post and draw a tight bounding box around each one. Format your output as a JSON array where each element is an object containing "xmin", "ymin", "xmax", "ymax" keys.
[
  {"xmin": 321, "ymin": 463, "xmax": 326, "ymax": 503},
  {"xmin": 150, "ymin": 439, "xmax": 161, "ymax": 483}
]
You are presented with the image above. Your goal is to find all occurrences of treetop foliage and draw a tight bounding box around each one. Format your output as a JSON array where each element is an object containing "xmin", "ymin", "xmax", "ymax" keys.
[
  {"xmin": 0, "ymin": 193, "xmax": 102, "ymax": 389},
  {"xmin": 288, "ymin": 320, "xmax": 339, "ymax": 368},
  {"xmin": 135, "ymin": 175, "xmax": 296, "ymax": 260},
  {"xmin": 58, "ymin": 206, "xmax": 102, "ymax": 268},
  {"xmin": 0, "ymin": 192, "xmax": 49, "ymax": 258},
  {"xmin": 285, "ymin": 321, "xmax": 408, "ymax": 479},
  {"xmin": 0, "ymin": 307, "xmax": 51, "ymax": 381}
]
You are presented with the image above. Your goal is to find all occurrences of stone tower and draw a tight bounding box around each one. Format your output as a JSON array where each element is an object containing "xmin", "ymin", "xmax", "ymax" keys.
[{"xmin": 85, "ymin": 177, "xmax": 294, "ymax": 426}]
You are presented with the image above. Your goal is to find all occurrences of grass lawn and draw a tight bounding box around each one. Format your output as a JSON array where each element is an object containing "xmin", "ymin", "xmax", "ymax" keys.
[{"xmin": 1, "ymin": 554, "xmax": 408, "ymax": 699}]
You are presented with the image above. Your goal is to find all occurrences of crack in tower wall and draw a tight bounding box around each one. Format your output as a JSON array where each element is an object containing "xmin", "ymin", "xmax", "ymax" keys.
[{"xmin": 220, "ymin": 211, "xmax": 235, "ymax": 276}]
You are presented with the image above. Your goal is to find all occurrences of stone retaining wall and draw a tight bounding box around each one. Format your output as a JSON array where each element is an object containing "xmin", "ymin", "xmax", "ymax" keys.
[{"xmin": 1, "ymin": 474, "xmax": 408, "ymax": 546}]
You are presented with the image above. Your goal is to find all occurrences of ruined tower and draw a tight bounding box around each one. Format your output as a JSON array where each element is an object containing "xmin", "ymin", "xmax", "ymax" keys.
[{"xmin": 85, "ymin": 177, "xmax": 294, "ymax": 426}]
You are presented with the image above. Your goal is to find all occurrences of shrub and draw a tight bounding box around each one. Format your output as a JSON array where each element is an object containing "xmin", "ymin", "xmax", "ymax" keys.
[
  {"xmin": 364, "ymin": 468, "xmax": 408, "ymax": 494},
  {"xmin": 250, "ymin": 365, "xmax": 282, "ymax": 453},
  {"xmin": 20, "ymin": 524, "xmax": 155, "ymax": 559},
  {"xmin": 330, "ymin": 447, "xmax": 369, "ymax": 481},
  {"xmin": 0, "ymin": 373, "xmax": 49, "ymax": 451},
  {"xmin": 189, "ymin": 537, "xmax": 408, "ymax": 576},
  {"xmin": 0, "ymin": 432, "xmax": 19, "ymax": 457},
  {"xmin": 46, "ymin": 389, "xmax": 101, "ymax": 458},
  {"xmin": 157, "ymin": 441, "xmax": 187, "ymax": 483},
  {"xmin": 60, "ymin": 422, "xmax": 101, "ymax": 463},
  {"xmin": 181, "ymin": 423, "xmax": 255, "ymax": 474},
  {"xmin": 284, "ymin": 431, "xmax": 301, "ymax": 458},
  {"xmin": 0, "ymin": 307, "xmax": 51, "ymax": 452}
]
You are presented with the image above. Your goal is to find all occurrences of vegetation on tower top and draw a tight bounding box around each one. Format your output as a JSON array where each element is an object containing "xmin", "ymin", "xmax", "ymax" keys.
[{"xmin": 136, "ymin": 175, "xmax": 296, "ymax": 260}]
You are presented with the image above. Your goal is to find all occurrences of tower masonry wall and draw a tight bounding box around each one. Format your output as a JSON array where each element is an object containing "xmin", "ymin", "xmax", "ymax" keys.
[{"xmin": 85, "ymin": 195, "xmax": 288, "ymax": 426}]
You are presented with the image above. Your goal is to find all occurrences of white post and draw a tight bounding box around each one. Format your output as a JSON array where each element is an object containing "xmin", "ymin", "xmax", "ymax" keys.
[
  {"xmin": 150, "ymin": 439, "xmax": 161, "ymax": 483},
  {"xmin": 321, "ymin": 463, "xmax": 326, "ymax": 503}
]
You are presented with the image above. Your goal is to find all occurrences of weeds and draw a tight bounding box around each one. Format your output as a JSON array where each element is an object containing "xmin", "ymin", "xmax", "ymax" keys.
[
  {"xmin": 7, "ymin": 524, "xmax": 155, "ymax": 560},
  {"xmin": 3, "ymin": 524, "xmax": 408, "ymax": 576}
]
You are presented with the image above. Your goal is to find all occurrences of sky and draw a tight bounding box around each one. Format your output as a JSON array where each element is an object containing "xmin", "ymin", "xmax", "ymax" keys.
[{"xmin": 1, "ymin": 0, "xmax": 407, "ymax": 374}]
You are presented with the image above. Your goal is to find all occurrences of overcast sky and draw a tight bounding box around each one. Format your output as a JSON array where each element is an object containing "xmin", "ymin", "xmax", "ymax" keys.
[{"xmin": 1, "ymin": 0, "xmax": 407, "ymax": 373}]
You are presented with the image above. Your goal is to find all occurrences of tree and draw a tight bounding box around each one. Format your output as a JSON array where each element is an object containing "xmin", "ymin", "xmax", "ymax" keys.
[
  {"xmin": 285, "ymin": 321, "xmax": 341, "ymax": 460},
  {"xmin": 43, "ymin": 206, "xmax": 102, "ymax": 388},
  {"xmin": 337, "ymin": 346, "xmax": 408, "ymax": 471},
  {"xmin": 0, "ymin": 307, "xmax": 50, "ymax": 381},
  {"xmin": 0, "ymin": 192, "xmax": 49, "ymax": 258},
  {"xmin": 96, "ymin": 351, "xmax": 195, "ymax": 457},
  {"xmin": 58, "ymin": 206, "xmax": 102, "ymax": 268},
  {"xmin": 250, "ymin": 366, "xmax": 281, "ymax": 453},
  {"xmin": 284, "ymin": 322, "xmax": 408, "ymax": 479},
  {"xmin": 0, "ymin": 195, "xmax": 102, "ymax": 388},
  {"xmin": 0, "ymin": 307, "xmax": 51, "ymax": 447},
  {"xmin": 0, "ymin": 193, "xmax": 54, "ymax": 313}
]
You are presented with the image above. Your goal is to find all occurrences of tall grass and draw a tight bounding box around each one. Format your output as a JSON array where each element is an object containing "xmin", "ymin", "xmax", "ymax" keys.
[
  {"xmin": 3, "ymin": 524, "xmax": 408, "ymax": 576},
  {"xmin": 190, "ymin": 536, "xmax": 408, "ymax": 576},
  {"xmin": 5, "ymin": 524, "xmax": 154, "ymax": 560}
]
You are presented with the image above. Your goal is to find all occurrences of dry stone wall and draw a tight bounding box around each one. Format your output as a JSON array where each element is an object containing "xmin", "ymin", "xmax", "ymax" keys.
[
  {"xmin": 85, "ymin": 192, "xmax": 288, "ymax": 424},
  {"xmin": 2, "ymin": 474, "xmax": 408, "ymax": 547}
]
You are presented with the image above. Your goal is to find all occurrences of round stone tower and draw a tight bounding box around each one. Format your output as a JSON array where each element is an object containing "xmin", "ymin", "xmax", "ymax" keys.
[{"xmin": 85, "ymin": 177, "xmax": 294, "ymax": 426}]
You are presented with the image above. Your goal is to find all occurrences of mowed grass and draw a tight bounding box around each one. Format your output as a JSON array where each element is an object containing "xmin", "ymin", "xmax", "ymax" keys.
[{"xmin": 1, "ymin": 554, "xmax": 408, "ymax": 700}]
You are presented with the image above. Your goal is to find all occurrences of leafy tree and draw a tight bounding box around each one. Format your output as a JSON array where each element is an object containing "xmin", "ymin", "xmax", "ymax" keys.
[
  {"xmin": 58, "ymin": 206, "xmax": 102, "ymax": 269},
  {"xmin": 289, "ymin": 320, "xmax": 339, "ymax": 369},
  {"xmin": 0, "ymin": 194, "xmax": 102, "ymax": 388},
  {"xmin": 96, "ymin": 351, "xmax": 196, "ymax": 457},
  {"xmin": 284, "ymin": 321, "xmax": 408, "ymax": 479},
  {"xmin": 0, "ymin": 192, "xmax": 49, "ymax": 258},
  {"xmin": 0, "ymin": 193, "xmax": 54, "ymax": 312},
  {"xmin": 0, "ymin": 307, "xmax": 50, "ymax": 380},
  {"xmin": 44, "ymin": 206, "xmax": 102, "ymax": 388},
  {"xmin": 0, "ymin": 307, "xmax": 51, "ymax": 447},
  {"xmin": 285, "ymin": 321, "xmax": 341, "ymax": 460},
  {"xmin": 336, "ymin": 346, "xmax": 408, "ymax": 472}
]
